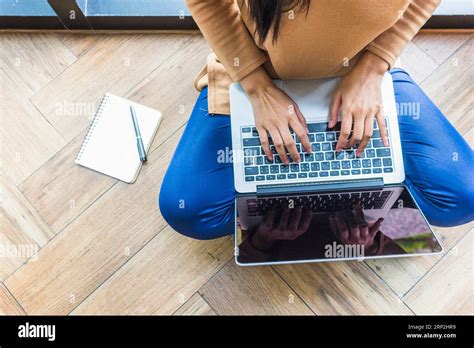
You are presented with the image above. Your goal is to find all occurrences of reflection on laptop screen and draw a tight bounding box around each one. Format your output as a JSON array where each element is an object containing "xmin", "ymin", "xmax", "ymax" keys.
[{"xmin": 236, "ymin": 186, "xmax": 442, "ymax": 265}]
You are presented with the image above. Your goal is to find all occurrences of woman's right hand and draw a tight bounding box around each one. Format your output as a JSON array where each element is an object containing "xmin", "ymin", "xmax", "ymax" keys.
[{"xmin": 240, "ymin": 67, "xmax": 311, "ymax": 164}]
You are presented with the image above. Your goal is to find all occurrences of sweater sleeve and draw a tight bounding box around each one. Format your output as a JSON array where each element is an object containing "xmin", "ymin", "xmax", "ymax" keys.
[
  {"xmin": 367, "ymin": 0, "xmax": 440, "ymax": 69},
  {"xmin": 186, "ymin": 0, "xmax": 267, "ymax": 81}
]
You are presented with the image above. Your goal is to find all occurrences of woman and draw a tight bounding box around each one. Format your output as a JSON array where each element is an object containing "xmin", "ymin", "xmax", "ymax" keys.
[{"xmin": 159, "ymin": 0, "xmax": 473, "ymax": 240}]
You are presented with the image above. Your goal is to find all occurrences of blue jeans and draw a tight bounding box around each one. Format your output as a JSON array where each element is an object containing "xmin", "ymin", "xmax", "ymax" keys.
[{"xmin": 159, "ymin": 69, "xmax": 474, "ymax": 240}]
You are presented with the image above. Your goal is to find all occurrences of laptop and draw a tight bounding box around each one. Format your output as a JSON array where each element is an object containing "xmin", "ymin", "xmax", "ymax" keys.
[{"xmin": 229, "ymin": 74, "xmax": 443, "ymax": 266}]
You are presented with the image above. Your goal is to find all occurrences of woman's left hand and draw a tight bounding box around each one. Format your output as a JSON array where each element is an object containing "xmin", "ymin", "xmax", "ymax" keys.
[{"xmin": 329, "ymin": 51, "xmax": 390, "ymax": 156}]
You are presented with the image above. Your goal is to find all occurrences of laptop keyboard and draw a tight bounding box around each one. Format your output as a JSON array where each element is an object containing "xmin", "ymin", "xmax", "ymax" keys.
[
  {"xmin": 247, "ymin": 190, "xmax": 393, "ymax": 216},
  {"xmin": 241, "ymin": 120, "xmax": 394, "ymax": 183}
]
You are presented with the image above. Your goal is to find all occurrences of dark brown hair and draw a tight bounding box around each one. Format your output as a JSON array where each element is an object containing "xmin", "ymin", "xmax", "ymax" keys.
[{"xmin": 248, "ymin": 0, "xmax": 310, "ymax": 45}]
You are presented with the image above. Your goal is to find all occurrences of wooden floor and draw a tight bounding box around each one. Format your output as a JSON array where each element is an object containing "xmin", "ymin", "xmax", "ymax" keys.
[{"xmin": 0, "ymin": 31, "xmax": 472, "ymax": 315}]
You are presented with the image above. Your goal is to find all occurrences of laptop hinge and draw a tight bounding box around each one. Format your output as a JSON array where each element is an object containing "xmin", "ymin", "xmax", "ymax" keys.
[{"xmin": 256, "ymin": 178, "xmax": 384, "ymax": 195}]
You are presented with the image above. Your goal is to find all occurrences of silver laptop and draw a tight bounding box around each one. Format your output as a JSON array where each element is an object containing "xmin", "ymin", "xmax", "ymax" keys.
[{"xmin": 229, "ymin": 74, "xmax": 443, "ymax": 266}]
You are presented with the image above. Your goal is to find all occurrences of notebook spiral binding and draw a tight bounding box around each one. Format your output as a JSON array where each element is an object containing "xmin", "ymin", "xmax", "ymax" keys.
[{"xmin": 75, "ymin": 94, "xmax": 110, "ymax": 162}]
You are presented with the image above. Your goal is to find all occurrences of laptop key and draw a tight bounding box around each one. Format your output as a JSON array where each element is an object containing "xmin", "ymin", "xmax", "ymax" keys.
[
  {"xmin": 383, "ymin": 158, "xmax": 392, "ymax": 166},
  {"xmin": 330, "ymin": 171, "xmax": 339, "ymax": 176},
  {"xmin": 277, "ymin": 174, "xmax": 286, "ymax": 180},
  {"xmin": 243, "ymin": 138, "xmax": 260, "ymax": 146},
  {"xmin": 288, "ymin": 173, "xmax": 297, "ymax": 179},
  {"xmin": 309, "ymin": 172, "xmax": 318, "ymax": 178},
  {"xmin": 308, "ymin": 123, "xmax": 328, "ymax": 132},
  {"xmin": 260, "ymin": 166, "xmax": 269, "ymax": 174},
  {"xmin": 377, "ymin": 148, "xmax": 391, "ymax": 157},
  {"xmin": 316, "ymin": 133, "xmax": 325, "ymax": 142},
  {"xmin": 341, "ymin": 170, "xmax": 350, "ymax": 175},
  {"xmin": 270, "ymin": 165, "xmax": 279, "ymax": 174},
  {"xmin": 320, "ymin": 171, "xmax": 329, "ymax": 177},
  {"xmin": 383, "ymin": 167, "xmax": 393, "ymax": 173},
  {"xmin": 331, "ymin": 162, "xmax": 341, "ymax": 170},
  {"xmin": 242, "ymin": 127, "xmax": 251, "ymax": 133},
  {"xmin": 351, "ymin": 169, "xmax": 361, "ymax": 175},
  {"xmin": 244, "ymin": 147, "xmax": 258, "ymax": 156},
  {"xmin": 311, "ymin": 162, "xmax": 320, "ymax": 171},
  {"xmin": 255, "ymin": 156, "xmax": 264, "ymax": 165},
  {"xmin": 373, "ymin": 168, "xmax": 382, "ymax": 174},
  {"xmin": 256, "ymin": 175, "xmax": 265, "ymax": 181},
  {"xmin": 304, "ymin": 153, "xmax": 314, "ymax": 162},
  {"xmin": 326, "ymin": 132, "xmax": 335, "ymax": 141},
  {"xmin": 362, "ymin": 159, "xmax": 371, "ymax": 167},
  {"xmin": 366, "ymin": 149, "xmax": 376, "ymax": 158},
  {"xmin": 336, "ymin": 151, "xmax": 346, "ymax": 160},
  {"xmin": 301, "ymin": 163, "xmax": 310, "ymax": 171},
  {"xmin": 372, "ymin": 159, "xmax": 382, "ymax": 167},
  {"xmin": 280, "ymin": 165, "xmax": 289, "ymax": 173},
  {"xmin": 266, "ymin": 175, "xmax": 276, "ymax": 180},
  {"xmin": 290, "ymin": 164, "xmax": 300, "ymax": 172},
  {"xmin": 325, "ymin": 152, "xmax": 335, "ymax": 161},
  {"xmin": 314, "ymin": 152, "xmax": 324, "ymax": 161},
  {"xmin": 342, "ymin": 161, "xmax": 351, "ymax": 169},
  {"xmin": 244, "ymin": 157, "xmax": 253, "ymax": 166},
  {"xmin": 298, "ymin": 173, "xmax": 308, "ymax": 178},
  {"xmin": 245, "ymin": 176, "xmax": 254, "ymax": 182},
  {"xmin": 352, "ymin": 160, "xmax": 361, "ymax": 168},
  {"xmin": 312, "ymin": 143, "xmax": 321, "ymax": 152},
  {"xmin": 362, "ymin": 169, "xmax": 371, "ymax": 174},
  {"xmin": 245, "ymin": 167, "xmax": 258, "ymax": 175},
  {"xmin": 321, "ymin": 162, "xmax": 330, "ymax": 170},
  {"xmin": 322, "ymin": 142, "xmax": 331, "ymax": 151}
]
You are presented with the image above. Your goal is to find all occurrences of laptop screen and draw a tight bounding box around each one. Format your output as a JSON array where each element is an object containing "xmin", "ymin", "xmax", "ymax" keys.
[{"xmin": 235, "ymin": 185, "xmax": 442, "ymax": 265}]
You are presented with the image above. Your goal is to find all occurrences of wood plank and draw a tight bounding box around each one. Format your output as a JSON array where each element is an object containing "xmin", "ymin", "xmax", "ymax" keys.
[
  {"xmin": 72, "ymin": 228, "xmax": 232, "ymax": 315},
  {"xmin": 403, "ymin": 230, "xmax": 473, "ymax": 314},
  {"xmin": 0, "ymin": 69, "xmax": 67, "ymax": 185},
  {"xmin": 5, "ymin": 126, "xmax": 186, "ymax": 314},
  {"xmin": 125, "ymin": 34, "xmax": 209, "ymax": 154},
  {"xmin": 420, "ymin": 38, "xmax": 473, "ymax": 135},
  {"xmin": 199, "ymin": 262, "xmax": 314, "ymax": 315},
  {"xmin": 275, "ymin": 261, "xmax": 412, "ymax": 315},
  {"xmin": 0, "ymin": 33, "xmax": 76, "ymax": 98},
  {"xmin": 174, "ymin": 293, "xmax": 216, "ymax": 316},
  {"xmin": 19, "ymin": 130, "xmax": 116, "ymax": 233},
  {"xmin": 366, "ymin": 222, "xmax": 472, "ymax": 296},
  {"xmin": 0, "ymin": 171, "xmax": 54, "ymax": 281},
  {"xmin": 57, "ymin": 33, "xmax": 104, "ymax": 58},
  {"xmin": 19, "ymin": 35, "xmax": 208, "ymax": 233},
  {"xmin": 0, "ymin": 283, "xmax": 25, "ymax": 315},
  {"xmin": 399, "ymin": 40, "xmax": 438, "ymax": 83},
  {"xmin": 30, "ymin": 34, "xmax": 196, "ymax": 142},
  {"xmin": 413, "ymin": 32, "xmax": 472, "ymax": 65}
]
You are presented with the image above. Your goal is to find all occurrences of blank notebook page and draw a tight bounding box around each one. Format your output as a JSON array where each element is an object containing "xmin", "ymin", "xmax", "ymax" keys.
[{"xmin": 75, "ymin": 93, "xmax": 162, "ymax": 183}]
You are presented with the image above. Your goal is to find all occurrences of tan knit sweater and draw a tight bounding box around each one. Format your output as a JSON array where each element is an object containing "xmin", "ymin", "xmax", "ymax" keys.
[{"xmin": 187, "ymin": 0, "xmax": 440, "ymax": 115}]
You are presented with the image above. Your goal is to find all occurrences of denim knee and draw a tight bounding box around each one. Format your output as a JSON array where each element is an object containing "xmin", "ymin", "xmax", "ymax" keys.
[
  {"xmin": 158, "ymin": 181, "xmax": 234, "ymax": 240},
  {"xmin": 417, "ymin": 171, "xmax": 474, "ymax": 227}
]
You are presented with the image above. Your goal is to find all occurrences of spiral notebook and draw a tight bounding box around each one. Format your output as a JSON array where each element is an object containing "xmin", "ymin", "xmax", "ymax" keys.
[{"xmin": 75, "ymin": 93, "xmax": 162, "ymax": 183}]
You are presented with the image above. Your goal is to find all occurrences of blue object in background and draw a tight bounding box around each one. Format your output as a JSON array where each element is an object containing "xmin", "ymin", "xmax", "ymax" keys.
[
  {"xmin": 78, "ymin": 0, "xmax": 189, "ymax": 16},
  {"xmin": 0, "ymin": 0, "xmax": 56, "ymax": 16}
]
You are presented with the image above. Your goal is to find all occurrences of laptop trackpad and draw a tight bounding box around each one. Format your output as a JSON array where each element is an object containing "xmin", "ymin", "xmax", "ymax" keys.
[{"xmin": 282, "ymin": 78, "xmax": 340, "ymax": 123}]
